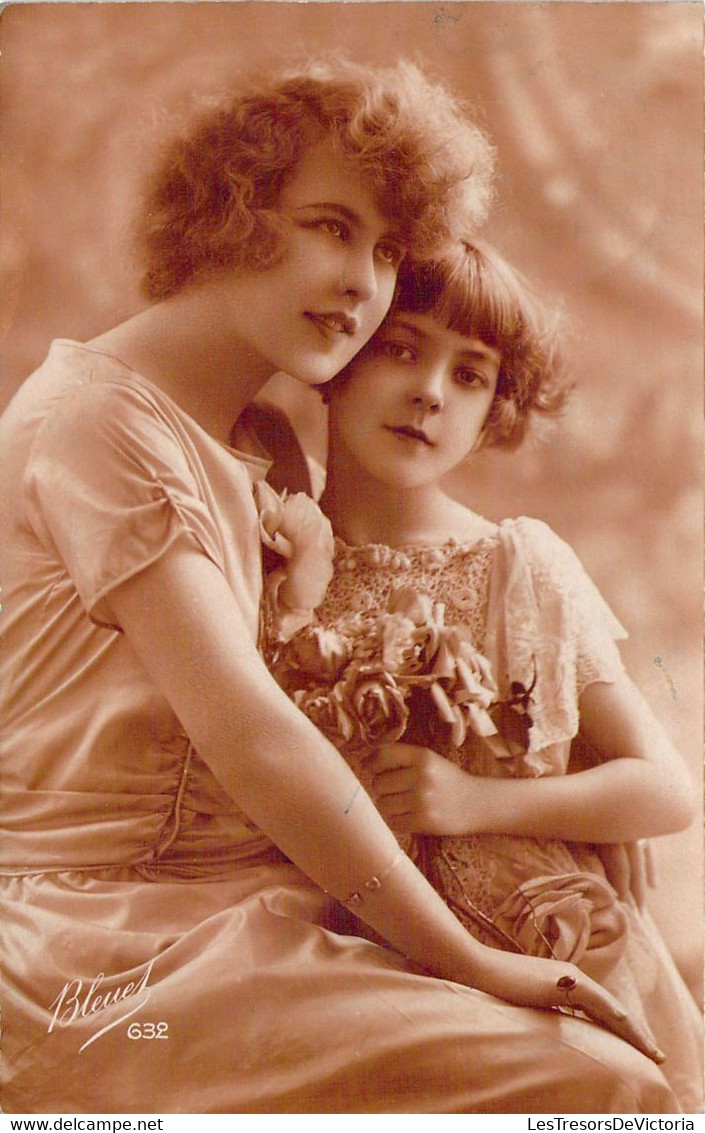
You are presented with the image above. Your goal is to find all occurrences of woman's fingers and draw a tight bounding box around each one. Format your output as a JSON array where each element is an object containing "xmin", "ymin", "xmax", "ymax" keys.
[{"xmin": 554, "ymin": 972, "xmax": 665, "ymax": 1065}]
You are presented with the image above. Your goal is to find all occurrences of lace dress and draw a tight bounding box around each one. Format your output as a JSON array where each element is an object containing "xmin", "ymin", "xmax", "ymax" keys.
[{"xmin": 265, "ymin": 520, "xmax": 702, "ymax": 1111}]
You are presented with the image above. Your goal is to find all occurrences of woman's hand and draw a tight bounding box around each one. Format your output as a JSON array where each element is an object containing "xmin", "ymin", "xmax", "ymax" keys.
[
  {"xmin": 367, "ymin": 742, "xmax": 477, "ymax": 835},
  {"xmin": 472, "ymin": 952, "xmax": 665, "ymax": 1066}
]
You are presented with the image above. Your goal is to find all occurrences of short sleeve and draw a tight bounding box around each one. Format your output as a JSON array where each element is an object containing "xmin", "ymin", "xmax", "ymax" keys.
[
  {"xmin": 484, "ymin": 517, "xmax": 627, "ymax": 758},
  {"xmin": 23, "ymin": 380, "xmax": 226, "ymax": 627}
]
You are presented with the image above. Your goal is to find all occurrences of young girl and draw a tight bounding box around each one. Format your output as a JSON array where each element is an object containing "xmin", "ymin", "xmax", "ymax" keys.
[
  {"xmin": 0, "ymin": 58, "xmax": 676, "ymax": 1114},
  {"xmin": 264, "ymin": 240, "xmax": 702, "ymax": 1111}
]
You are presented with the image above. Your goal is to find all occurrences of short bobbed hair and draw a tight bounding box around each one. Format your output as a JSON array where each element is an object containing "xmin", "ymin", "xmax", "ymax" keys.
[
  {"xmin": 383, "ymin": 240, "xmax": 571, "ymax": 449},
  {"xmin": 137, "ymin": 58, "xmax": 495, "ymax": 301}
]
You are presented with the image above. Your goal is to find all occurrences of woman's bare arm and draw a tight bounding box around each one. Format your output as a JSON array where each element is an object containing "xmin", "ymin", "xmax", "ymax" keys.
[{"xmin": 105, "ymin": 541, "xmax": 663, "ymax": 1061}]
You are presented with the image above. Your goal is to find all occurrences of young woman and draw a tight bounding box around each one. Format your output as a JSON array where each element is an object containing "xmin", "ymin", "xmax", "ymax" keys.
[
  {"xmin": 0, "ymin": 61, "xmax": 676, "ymax": 1114},
  {"xmin": 265, "ymin": 240, "xmax": 702, "ymax": 1110}
]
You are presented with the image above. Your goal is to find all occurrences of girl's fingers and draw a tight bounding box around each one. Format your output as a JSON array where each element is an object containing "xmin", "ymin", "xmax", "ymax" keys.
[
  {"xmin": 642, "ymin": 839, "xmax": 657, "ymax": 889},
  {"xmin": 375, "ymin": 791, "xmax": 413, "ymax": 819},
  {"xmin": 367, "ymin": 743, "xmax": 422, "ymax": 773},
  {"xmin": 596, "ymin": 843, "xmax": 631, "ymax": 902},
  {"xmin": 625, "ymin": 841, "xmax": 648, "ymax": 909},
  {"xmin": 372, "ymin": 768, "xmax": 416, "ymax": 796},
  {"xmin": 385, "ymin": 813, "xmax": 415, "ymax": 836}
]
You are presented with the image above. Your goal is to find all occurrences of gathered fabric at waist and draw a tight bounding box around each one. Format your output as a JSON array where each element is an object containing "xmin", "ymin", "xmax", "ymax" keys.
[
  {"xmin": 0, "ymin": 838, "xmax": 290, "ymax": 882},
  {"xmin": 0, "ymin": 743, "xmax": 278, "ymax": 877}
]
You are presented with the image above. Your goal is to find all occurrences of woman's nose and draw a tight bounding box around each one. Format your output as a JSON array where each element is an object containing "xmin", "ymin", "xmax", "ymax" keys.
[{"xmin": 341, "ymin": 247, "xmax": 378, "ymax": 303}]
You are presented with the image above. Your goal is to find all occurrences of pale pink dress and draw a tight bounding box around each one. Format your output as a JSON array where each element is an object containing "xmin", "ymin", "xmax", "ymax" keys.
[{"xmin": 0, "ymin": 341, "xmax": 684, "ymax": 1114}]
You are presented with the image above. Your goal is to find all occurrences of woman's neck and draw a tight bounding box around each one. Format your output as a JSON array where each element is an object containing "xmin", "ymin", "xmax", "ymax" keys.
[
  {"xmin": 320, "ymin": 456, "xmax": 490, "ymax": 549},
  {"xmin": 88, "ymin": 288, "xmax": 273, "ymax": 443}
]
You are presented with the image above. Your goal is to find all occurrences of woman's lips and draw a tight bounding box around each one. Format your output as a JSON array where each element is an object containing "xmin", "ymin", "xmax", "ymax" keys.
[{"xmin": 306, "ymin": 312, "xmax": 358, "ymax": 337}]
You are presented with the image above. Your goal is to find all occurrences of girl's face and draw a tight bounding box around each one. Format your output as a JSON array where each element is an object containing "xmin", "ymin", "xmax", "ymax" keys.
[
  {"xmin": 327, "ymin": 311, "xmax": 501, "ymax": 490},
  {"xmin": 211, "ymin": 139, "xmax": 406, "ymax": 387}
]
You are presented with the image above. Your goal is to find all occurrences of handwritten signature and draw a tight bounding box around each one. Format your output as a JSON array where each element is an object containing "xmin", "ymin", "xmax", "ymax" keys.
[{"xmin": 47, "ymin": 959, "xmax": 155, "ymax": 1053}]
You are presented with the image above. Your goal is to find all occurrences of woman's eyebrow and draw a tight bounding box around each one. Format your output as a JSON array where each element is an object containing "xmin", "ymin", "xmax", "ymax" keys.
[
  {"xmin": 292, "ymin": 201, "xmax": 359, "ymax": 221},
  {"xmin": 293, "ymin": 201, "xmax": 405, "ymax": 242}
]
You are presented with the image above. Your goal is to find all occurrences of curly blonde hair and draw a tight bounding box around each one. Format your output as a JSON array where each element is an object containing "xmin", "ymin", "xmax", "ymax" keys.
[
  {"xmin": 324, "ymin": 240, "xmax": 571, "ymax": 450},
  {"xmin": 136, "ymin": 58, "xmax": 495, "ymax": 301}
]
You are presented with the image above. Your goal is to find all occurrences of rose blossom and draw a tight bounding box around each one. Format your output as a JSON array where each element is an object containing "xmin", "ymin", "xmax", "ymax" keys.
[
  {"xmin": 294, "ymin": 687, "xmax": 356, "ymax": 747},
  {"xmin": 380, "ymin": 613, "xmax": 442, "ymax": 675},
  {"xmin": 493, "ymin": 872, "xmax": 629, "ymax": 981},
  {"xmin": 287, "ymin": 626, "xmax": 349, "ymax": 683},
  {"xmin": 254, "ymin": 481, "xmax": 335, "ymax": 641},
  {"xmin": 337, "ymin": 666, "xmax": 410, "ymax": 750}
]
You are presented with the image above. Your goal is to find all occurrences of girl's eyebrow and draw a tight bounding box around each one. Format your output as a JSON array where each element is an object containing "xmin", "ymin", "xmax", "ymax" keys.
[
  {"xmin": 387, "ymin": 317, "xmax": 499, "ymax": 363},
  {"xmin": 385, "ymin": 317, "xmax": 424, "ymax": 338},
  {"xmin": 458, "ymin": 345, "xmax": 500, "ymax": 364}
]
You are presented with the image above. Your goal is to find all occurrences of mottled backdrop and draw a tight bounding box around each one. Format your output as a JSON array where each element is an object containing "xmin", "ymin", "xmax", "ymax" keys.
[{"xmin": 0, "ymin": 1, "xmax": 701, "ymax": 996}]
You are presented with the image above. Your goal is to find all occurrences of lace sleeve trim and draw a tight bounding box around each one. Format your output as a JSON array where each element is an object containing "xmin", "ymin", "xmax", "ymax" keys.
[{"xmin": 484, "ymin": 518, "xmax": 627, "ymax": 768}]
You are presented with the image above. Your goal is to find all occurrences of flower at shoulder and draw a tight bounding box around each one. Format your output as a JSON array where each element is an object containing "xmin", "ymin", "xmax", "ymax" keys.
[{"xmin": 254, "ymin": 480, "xmax": 335, "ymax": 642}]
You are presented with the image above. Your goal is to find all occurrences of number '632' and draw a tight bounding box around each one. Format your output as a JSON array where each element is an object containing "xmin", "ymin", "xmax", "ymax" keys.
[{"xmin": 127, "ymin": 1021, "xmax": 169, "ymax": 1040}]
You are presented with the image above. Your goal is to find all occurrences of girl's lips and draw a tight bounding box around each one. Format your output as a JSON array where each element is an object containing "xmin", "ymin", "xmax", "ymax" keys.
[{"xmin": 386, "ymin": 425, "xmax": 433, "ymax": 446}]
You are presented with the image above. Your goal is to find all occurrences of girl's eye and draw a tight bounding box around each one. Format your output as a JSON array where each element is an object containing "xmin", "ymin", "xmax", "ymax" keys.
[{"xmin": 379, "ymin": 340, "xmax": 415, "ymax": 363}]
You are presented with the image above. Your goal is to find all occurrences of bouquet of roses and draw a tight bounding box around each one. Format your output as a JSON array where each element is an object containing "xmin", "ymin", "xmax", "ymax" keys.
[
  {"xmin": 269, "ymin": 583, "xmax": 530, "ymax": 760},
  {"xmin": 254, "ymin": 480, "xmax": 534, "ymax": 761}
]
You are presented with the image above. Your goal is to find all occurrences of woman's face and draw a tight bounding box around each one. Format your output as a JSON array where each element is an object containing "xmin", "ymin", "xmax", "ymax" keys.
[
  {"xmin": 212, "ymin": 139, "xmax": 406, "ymax": 387},
  {"xmin": 327, "ymin": 311, "xmax": 501, "ymax": 491}
]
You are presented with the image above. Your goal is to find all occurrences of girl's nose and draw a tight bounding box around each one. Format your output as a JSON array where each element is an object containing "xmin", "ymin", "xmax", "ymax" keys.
[{"xmin": 411, "ymin": 367, "xmax": 445, "ymax": 413}]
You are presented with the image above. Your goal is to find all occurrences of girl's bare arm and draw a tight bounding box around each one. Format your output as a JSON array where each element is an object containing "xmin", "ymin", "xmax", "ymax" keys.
[{"xmin": 369, "ymin": 675, "xmax": 695, "ymax": 842}]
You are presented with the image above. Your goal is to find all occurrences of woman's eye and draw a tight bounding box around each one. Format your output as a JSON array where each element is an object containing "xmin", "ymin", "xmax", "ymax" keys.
[
  {"xmin": 319, "ymin": 219, "xmax": 348, "ymax": 240},
  {"xmin": 376, "ymin": 242, "xmax": 405, "ymax": 267},
  {"xmin": 457, "ymin": 369, "xmax": 488, "ymax": 388}
]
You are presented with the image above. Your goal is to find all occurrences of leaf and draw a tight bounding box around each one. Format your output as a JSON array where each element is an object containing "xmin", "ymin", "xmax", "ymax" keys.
[
  {"xmin": 429, "ymin": 681, "xmax": 457, "ymax": 724},
  {"xmin": 490, "ymin": 700, "xmax": 532, "ymax": 756}
]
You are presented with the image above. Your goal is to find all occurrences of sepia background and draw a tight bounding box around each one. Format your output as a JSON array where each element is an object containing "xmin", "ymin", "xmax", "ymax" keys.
[{"xmin": 0, "ymin": 1, "xmax": 701, "ymax": 999}]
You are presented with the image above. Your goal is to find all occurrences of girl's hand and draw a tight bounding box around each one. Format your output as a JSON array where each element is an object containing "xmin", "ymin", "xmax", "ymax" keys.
[
  {"xmin": 596, "ymin": 841, "xmax": 656, "ymax": 909},
  {"xmin": 367, "ymin": 742, "xmax": 477, "ymax": 835},
  {"xmin": 473, "ymin": 953, "xmax": 666, "ymax": 1066}
]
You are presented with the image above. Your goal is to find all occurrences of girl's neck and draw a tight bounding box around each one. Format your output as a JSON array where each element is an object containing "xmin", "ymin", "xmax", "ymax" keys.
[
  {"xmin": 320, "ymin": 458, "xmax": 492, "ymax": 549},
  {"xmin": 88, "ymin": 288, "xmax": 274, "ymax": 444}
]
